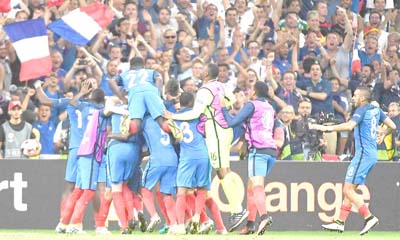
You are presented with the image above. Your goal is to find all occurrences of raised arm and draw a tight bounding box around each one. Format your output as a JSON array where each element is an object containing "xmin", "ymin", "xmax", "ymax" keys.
[
  {"xmin": 221, "ymin": 102, "xmax": 254, "ymax": 127},
  {"xmin": 172, "ymin": 88, "xmax": 212, "ymax": 120}
]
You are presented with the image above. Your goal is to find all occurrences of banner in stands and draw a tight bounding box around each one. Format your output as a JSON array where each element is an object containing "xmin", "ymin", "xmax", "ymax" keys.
[{"xmin": 0, "ymin": 160, "xmax": 399, "ymax": 231}]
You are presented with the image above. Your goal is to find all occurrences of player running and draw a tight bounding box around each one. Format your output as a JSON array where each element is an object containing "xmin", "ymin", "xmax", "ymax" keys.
[{"xmin": 310, "ymin": 86, "xmax": 396, "ymax": 235}]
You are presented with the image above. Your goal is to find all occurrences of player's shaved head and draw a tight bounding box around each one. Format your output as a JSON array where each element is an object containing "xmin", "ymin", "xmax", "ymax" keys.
[
  {"xmin": 130, "ymin": 57, "xmax": 145, "ymax": 69},
  {"xmin": 180, "ymin": 92, "xmax": 194, "ymax": 108},
  {"xmin": 254, "ymin": 81, "xmax": 269, "ymax": 98},
  {"xmin": 207, "ymin": 63, "xmax": 219, "ymax": 79},
  {"xmin": 356, "ymin": 86, "xmax": 372, "ymax": 102}
]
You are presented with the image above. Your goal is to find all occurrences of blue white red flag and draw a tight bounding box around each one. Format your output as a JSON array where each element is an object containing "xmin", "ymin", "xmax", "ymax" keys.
[
  {"xmin": 48, "ymin": 2, "xmax": 114, "ymax": 46},
  {"xmin": 3, "ymin": 19, "xmax": 51, "ymax": 81}
]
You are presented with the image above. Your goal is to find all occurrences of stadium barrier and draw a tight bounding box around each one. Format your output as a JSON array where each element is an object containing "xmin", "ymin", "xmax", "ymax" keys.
[{"xmin": 0, "ymin": 160, "xmax": 398, "ymax": 231}]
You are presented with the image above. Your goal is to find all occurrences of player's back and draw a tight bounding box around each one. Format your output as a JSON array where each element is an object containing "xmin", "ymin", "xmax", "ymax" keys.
[
  {"xmin": 175, "ymin": 108, "xmax": 209, "ymax": 161},
  {"xmin": 142, "ymin": 115, "xmax": 178, "ymax": 167},
  {"xmin": 353, "ymin": 104, "xmax": 386, "ymax": 159},
  {"xmin": 68, "ymin": 101, "xmax": 104, "ymax": 149},
  {"xmin": 120, "ymin": 69, "xmax": 159, "ymax": 92},
  {"xmin": 110, "ymin": 109, "xmax": 136, "ymax": 143}
]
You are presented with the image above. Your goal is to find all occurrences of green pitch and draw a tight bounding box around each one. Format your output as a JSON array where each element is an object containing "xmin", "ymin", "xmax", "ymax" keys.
[{"xmin": 0, "ymin": 230, "xmax": 399, "ymax": 240}]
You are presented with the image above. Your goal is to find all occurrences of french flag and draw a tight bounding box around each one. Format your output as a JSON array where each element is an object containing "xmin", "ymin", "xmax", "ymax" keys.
[
  {"xmin": 48, "ymin": 2, "xmax": 113, "ymax": 46},
  {"xmin": 0, "ymin": 0, "xmax": 11, "ymax": 13},
  {"xmin": 351, "ymin": 49, "xmax": 361, "ymax": 75},
  {"xmin": 3, "ymin": 19, "xmax": 51, "ymax": 81}
]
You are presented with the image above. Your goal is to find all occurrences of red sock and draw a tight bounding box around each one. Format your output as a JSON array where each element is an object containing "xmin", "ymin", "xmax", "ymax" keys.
[
  {"xmin": 122, "ymin": 184, "xmax": 134, "ymax": 220},
  {"xmin": 132, "ymin": 192, "xmax": 143, "ymax": 212},
  {"xmin": 195, "ymin": 189, "xmax": 207, "ymax": 216},
  {"xmin": 185, "ymin": 207, "xmax": 193, "ymax": 222},
  {"xmin": 156, "ymin": 190, "xmax": 170, "ymax": 225},
  {"xmin": 176, "ymin": 194, "xmax": 187, "ymax": 225},
  {"xmin": 186, "ymin": 193, "xmax": 196, "ymax": 213},
  {"xmin": 339, "ymin": 204, "xmax": 352, "ymax": 222},
  {"xmin": 112, "ymin": 192, "xmax": 128, "ymax": 229},
  {"xmin": 200, "ymin": 208, "xmax": 209, "ymax": 224},
  {"xmin": 70, "ymin": 190, "xmax": 96, "ymax": 224},
  {"xmin": 95, "ymin": 192, "xmax": 112, "ymax": 227},
  {"xmin": 60, "ymin": 198, "xmax": 67, "ymax": 218},
  {"xmin": 141, "ymin": 188, "xmax": 157, "ymax": 217},
  {"xmin": 206, "ymin": 197, "xmax": 225, "ymax": 231},
  {"xmin": 247, "ymin": 188, "xmax": 257, "ymax": 222},
  {"xmin": 61, "ymin": 188, "xmax": 83, "ymax": 225},
  {"xmin": 163, "ymin": 195, "xmax": 177, "ymax": 225},
  {"xmin": 253, "ymin": 185, "xmax": 267, "ymax": 216},
  {"xmin": 358, "ymin": 204, "xmax": 371, "ymax": 219}
]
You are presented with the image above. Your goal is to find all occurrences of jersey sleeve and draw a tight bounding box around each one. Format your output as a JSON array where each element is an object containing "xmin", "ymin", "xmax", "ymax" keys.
[
  {"xmin": 52, "ymin": 98, "xmax": 70, "ymax": 109},
  {"xmin": 222, "ymin": 102, "xmax": 254, "ymax": 127},
  {"xmin": 379, "ymin": 107, "xmax": 388, "ymax": 123},
  {"xmin": 172, "ymin": 88, "xmax": 213, "ymax": 121},
  {"xmin": 350, "ymin": 106, "xmax": 366, "ymax": 125}
]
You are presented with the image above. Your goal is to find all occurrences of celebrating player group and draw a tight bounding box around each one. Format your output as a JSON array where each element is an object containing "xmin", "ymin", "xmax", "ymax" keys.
[{"xmin": 38, "ymin": 57, "xmax": 393, "ymax": 236}]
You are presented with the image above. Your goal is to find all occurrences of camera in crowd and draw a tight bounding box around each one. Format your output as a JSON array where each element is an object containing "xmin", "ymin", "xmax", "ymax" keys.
[{"xmin": 78, "ymin": 59, "xmax": 88, "ymax": 65}]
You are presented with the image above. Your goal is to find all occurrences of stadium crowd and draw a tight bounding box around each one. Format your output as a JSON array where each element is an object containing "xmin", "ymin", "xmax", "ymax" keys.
[{"xmin": 0, "ymin": 0, "xmax": 399, "ymax": 235}]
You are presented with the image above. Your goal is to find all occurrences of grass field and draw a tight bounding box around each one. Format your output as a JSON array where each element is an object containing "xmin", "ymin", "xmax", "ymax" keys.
[{"xmin": 0, "ymin": 230, "xmax": 399, "ymax": 240}]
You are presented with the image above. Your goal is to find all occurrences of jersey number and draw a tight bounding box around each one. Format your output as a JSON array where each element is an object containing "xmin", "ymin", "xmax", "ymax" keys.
[{"xmin": 179, "ymin": 122, "xmax": 194, "ymax": 143}]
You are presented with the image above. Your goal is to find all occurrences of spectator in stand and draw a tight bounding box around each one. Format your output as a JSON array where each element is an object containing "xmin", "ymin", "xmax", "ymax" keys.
[
  {"xmin": 110, "ymin": 0, "xmax": 126, "ymax": 18},
  {"xmin": 364, "ymin": 0, "xmax": 396, "ymax": 32},
  {"xmin": 305, "ymin": 11, "xmax": 322, "ymax": 36},
  {"xmin": 190, "ymin": 58, "xmax": 205, "ymax": 87},
  {"xmin": 360, "ymin": 11, "xmax": 389, "ymax": 53},
  {"xmin": 273, "ymin": 71, "xmax": 302, "ymax": 113},
  {"xmin": 0, "ymin": 40, "xmax": 14, "ymax": 90},
  {"xmin": 331, "ymin": 77, "xmax": 350, "ymax": 155},
  {"xmin": 155, "ymin": 7, "xmax": 178, "ymax": 48},
  {"xmin": 195, "ymin": 3, "xmax": 220, "ymax": 46},
  {"xmin": 315, "ymin": 0, "xmax": 331, "ymax": 36},
  {"xmin": 319, "ymin": 6, "xmax": 353, "ymax": 82},
  {"xmin": 280, "ymin": 2, "xmax": 307, "ymax": 31},
  {"xmin": 296, "ymin": 30, "xmax": 321, "ymax": 64},
  {"xmin": 377, "ymin": 101, "xmax": 400, "ymax": 161},
  {"xmin": 233, "ymin": 0, "xmax": 254, "ymax": 34},
  {"xmin": 123, "ymin": 1, "xmax": 148, "ymax": 36},
  {"xmin": 0, "ymin": 100, "xmax": 39, "ymax": 159},
  {"xmin": 278, "ymin": 105, "xmax": 304, "ymax": 160},
  {"xmin": 50, "ymin": 50, "xmax": 67, "ymax": 90},
  {"xmin": 297, "ymin": 61, "xmax": 333, "ymax": 115},
  {"xmin": 33, "ymin": 104, "xmax": 57, "ymax": 156},
  {"xmin": 41, "ymin": 73, "xmax": 66, "ymax": 126},
  {"xmin": 359, "ymin": 35, "xmax": 382, "ymax": 67},
  {"xmin": 382, "ymin": 44, "xmax": 400, "ymax": 70},
  {"xmin": 349, "ymin": 64, "xmax": 377, "ymax": 93},
  {"xmin": 372, "ymin": 65, "xmax": 400, "ymax": 111}
]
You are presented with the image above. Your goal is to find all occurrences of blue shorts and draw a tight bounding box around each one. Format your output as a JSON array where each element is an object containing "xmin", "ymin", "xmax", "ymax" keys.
[
  {"xmin": 76, "ymin": 155, "xmax": 100, "ymax": 190},
  {"xmin": 129, "ymin": 90, "xmax": 165, "ymax": 120},
  {"xmin": 176, "ymin": 158, "xmax": 211, "ymax": 190},
  {"xmin": 345, "ymin": 156, "xmax": 376, "ymax": 185},
  {"xmin": 65, "ymin": 148, "xmax": 79, "ymax": 182},
  {"xmin": 128, "ymin": 161, "xmax": 143, "ymax": 193},
  {"xmin": 98, "ymin": 155, "xmax": 108, "ymax": 187},
  {"xmin": 107, "ymin": 141, "xmax": 139, "ymax": 185},
  {"xmin": 142, "ymin": 164, "xmax": 177, "ymax": 195},
  {"xmin": 248, "ymin": 149, "xmax": 276, "ymax": 177}
]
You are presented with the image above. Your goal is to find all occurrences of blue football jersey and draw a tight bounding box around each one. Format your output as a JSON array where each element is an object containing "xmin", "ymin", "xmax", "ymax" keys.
[
  {"xmin": 175, "ymin": 107, "xmax": 209, "ymax": 160},
  {"xmin": 119, "ymin": 69, "xmax": 160, "ymax": 92},
  {"xmin": 351, "ymin": 104, "xmax": 387, "ymax": 159},
  {"xmin": 142, "ymin": 115, "xmax": 178, "ymax": 167}
]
